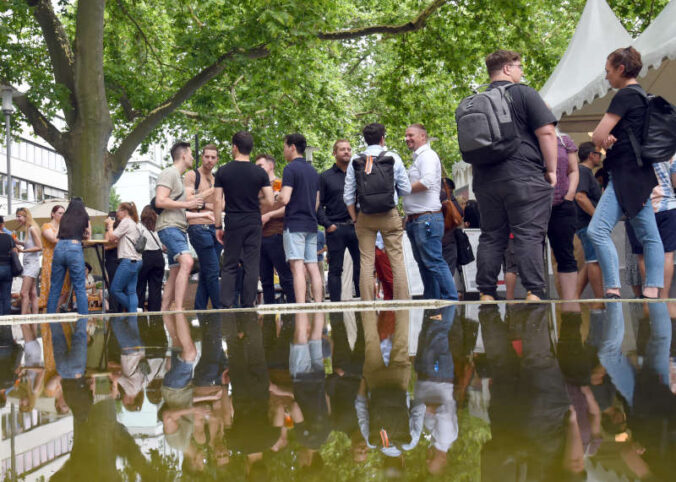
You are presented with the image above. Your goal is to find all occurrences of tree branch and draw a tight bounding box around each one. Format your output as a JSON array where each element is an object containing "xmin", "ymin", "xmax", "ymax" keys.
[
  {"xmin": 111, "ymin": 44, "xmax": 269, "ymax": 173},
  {"xmin": 187, "ymin": 4, "xmax": 205, "ymax": 28},
  {"xmin": 106, "ymin": 80, "xmax": 142, "ymax": 122},
  {"xmin": 13, "ymin": 93, "xmax": 68, "ymax": 156},
  {"xmin": 317, "ymin": 0, "xmax": 447, "ymax": 40},
  {"xmin": 114, "ymin": 0, "xmax": 187, "ymax": 74},
  {"xmin": 230, "ymin": 75, "xmax": 244, "ymax": 116},
  {"xmin": 26, "ymin": 0, "xmax": 76, "ymax": 126},
  {"xmin": 111, "ymin": 1, "xmax": 447, "ymax": 175}
]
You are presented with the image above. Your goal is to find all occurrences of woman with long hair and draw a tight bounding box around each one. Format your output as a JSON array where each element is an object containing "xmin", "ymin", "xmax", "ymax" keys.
[
  {"xmin": 39, "ymin": 205, "xmax": 69, "ymax": 311},
  {"xmin": 47, "ymin": 198, "xmax": 91, "ymax": 314},
  {"xmin": 588, "ymin": 47, "xmax": 664, "ymax": 298},
  {"xmin": 105, "ymin": 202, "xmax": 143, "ymax": 313},
  {"xmin": 15, "ymin": 207, "xmax": 43, "ymax": 314},
  {"xmin": 136, "ymin": 205, "xmax": 165, "ymax": 312}
]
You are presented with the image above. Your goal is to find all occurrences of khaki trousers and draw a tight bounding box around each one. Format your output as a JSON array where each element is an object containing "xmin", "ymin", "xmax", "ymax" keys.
[
  {"xmin": 362, "ymin": 310, "xmax": 410, "ymax": 389},
  {"xmin": 355, "ymin": 208, "xmax": 410, "ymax": 300}
]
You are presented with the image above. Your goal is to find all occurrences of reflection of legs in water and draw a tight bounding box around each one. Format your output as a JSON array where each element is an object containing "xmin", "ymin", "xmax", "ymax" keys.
[
  {"xmin": 644, "ymin": 301, "xmax": 671, "ymax": 385},
  {"xmin": 51, "ymin": 318, "xmax": 88, "ymax": 379},
  {"xmin": 362, "ymin": 310, "xmax": 410, "ymax": 388},
  {"xmin": 163, "ymin": 312, "xmax": 196, "ymax": 362}
]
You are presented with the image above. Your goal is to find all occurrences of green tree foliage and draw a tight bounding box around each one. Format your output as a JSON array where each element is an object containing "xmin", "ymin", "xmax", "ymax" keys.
[{"xmin": 0, "ymin": 0, "xmax": 668, "ymax": 207}]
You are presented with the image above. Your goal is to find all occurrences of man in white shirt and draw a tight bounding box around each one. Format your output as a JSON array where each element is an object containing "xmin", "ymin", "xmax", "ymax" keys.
[{"xmin": 403, "ymin": 124, "xmax": 457, "ymax": 300}]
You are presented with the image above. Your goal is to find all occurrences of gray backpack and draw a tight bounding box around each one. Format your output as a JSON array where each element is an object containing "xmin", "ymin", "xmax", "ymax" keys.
[{"xmin": 455, "ymin": 83, "xmax": 520, "ymax": 166}]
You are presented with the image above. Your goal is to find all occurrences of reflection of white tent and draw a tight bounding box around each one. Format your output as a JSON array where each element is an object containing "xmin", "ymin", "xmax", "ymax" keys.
[{"xmin": 544, "ymin": 0, "xmax": 676, "ymax": 140}]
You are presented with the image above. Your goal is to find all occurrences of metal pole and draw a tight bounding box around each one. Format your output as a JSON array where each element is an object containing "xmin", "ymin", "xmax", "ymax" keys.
[
  {"xmin": 5, "ymin": 112, "xmax": 10, "ymax": 215},
  {"xmin": 10, "ymin": 402, "xmax": 16, "ymax": 479},
  {"xmin": 194, "ymin": 134, "xmax": 199, "ymax": 168}
]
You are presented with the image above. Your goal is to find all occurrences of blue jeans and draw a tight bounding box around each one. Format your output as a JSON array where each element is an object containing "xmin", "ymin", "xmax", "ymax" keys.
[
  {"xmin": 110, "ymin": 315, "xmax": 142, "ymax": 353},
  {"xmin": 406, "ymin": 212, "xmax": 458, "ymax": 300},
  {"xmin": 51, "ymin": 318, "xmax": 88, "ymax": 379},
  {"xmin": 47, "ymin": 240, "xmax": 88, "ymax": 314},
  {"xmin": 587, "ymin": 180, "xmax": 664, "ymax": 290},
  {"xmin": 0, "ymin": 264, "xmax": 12, "ymax": 315},
  {"xmin": 414, "ymin": 307, "xmax": 456, "ymax": 381},
  {"xmin": 111, "ymin": 259, "xmax": 143, "ymax": 313},
  {"xmin": 188, "ymin": 224, "xmax": 222, "ymax": 310}
]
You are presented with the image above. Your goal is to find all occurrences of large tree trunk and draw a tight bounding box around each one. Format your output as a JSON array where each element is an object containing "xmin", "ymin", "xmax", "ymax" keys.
[{"xmin": 68, "ymin": 0, "xmax": 112, "ymax": 212}]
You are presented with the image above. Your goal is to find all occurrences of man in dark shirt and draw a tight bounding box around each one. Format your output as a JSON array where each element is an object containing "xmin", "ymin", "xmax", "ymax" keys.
[
  {"xmin": 574, "ymin": 142, "xmax": 604, "ymax": 301},
  {"xmin": 214, "ymin": 131, "xmax": 273, "ymax": 307},
  {"xmin": 255, "ymin": 154, "xmax": 296, "ymax": 304},
  {"xmin": 318, "ymin": 140, "xmax": 361, "ymax": 301},
  {"xmin": 278, "ymin": 133, "xmax": 323, "ymax": 304},
  {"xmin": 473, "ymin": 50, "xmax": 558, "ymax": 301}
]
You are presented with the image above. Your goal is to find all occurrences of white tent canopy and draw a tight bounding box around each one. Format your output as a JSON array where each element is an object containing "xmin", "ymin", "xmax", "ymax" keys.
[
  {"xmin": 540, "ymin": 0, "xmax": 631, "ymax": 121},
  {"xmin": 542, "ymin": 0, "xmax": 676, "ymax": 140}
]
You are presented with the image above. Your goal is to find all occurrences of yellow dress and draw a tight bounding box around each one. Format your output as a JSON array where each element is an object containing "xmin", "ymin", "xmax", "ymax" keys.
[{"xmin": 38, "ymin": 222, "xmax": 70, "ymax": 311}]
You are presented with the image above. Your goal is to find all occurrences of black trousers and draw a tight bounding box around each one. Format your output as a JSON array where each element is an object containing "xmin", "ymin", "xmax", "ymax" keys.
[
  {"xmin": 326, "ymin": 223, "xmax": 361, "ymax": 301},
  {"xmin": 136, "ymin": 249, "xmax": 165, "ymax": 312},
  {"xmin": 220, "ymin": 224, "xmax": 262, "ymax": 308},
  {"xmin": 105, "ymin": 248, "xmax": 121, "ymax": 313},
  {"xmin": 474, "ymin": 176, "xmax": 553, "ymax": 297},
  {"xmin": 260, "ymin": 233, "xmax": 295, "ymax": 304}
]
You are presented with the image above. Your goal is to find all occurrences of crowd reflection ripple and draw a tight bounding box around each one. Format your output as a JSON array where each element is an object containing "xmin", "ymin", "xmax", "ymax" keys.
[{"xmin": 0, "ymin": 301, "xmax": 674, "ymax": 480}]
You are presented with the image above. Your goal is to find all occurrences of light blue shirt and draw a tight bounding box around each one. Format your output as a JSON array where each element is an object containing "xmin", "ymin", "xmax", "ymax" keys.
[{"xmin": 343, "ymin": 145, "xmax": 411, "ymax": 208}]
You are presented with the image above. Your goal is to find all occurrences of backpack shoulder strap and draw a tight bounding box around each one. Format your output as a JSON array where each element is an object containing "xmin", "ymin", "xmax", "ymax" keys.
[{"xmin": 194, "ymin": 169, "xmax": 201, "ymax": 192}]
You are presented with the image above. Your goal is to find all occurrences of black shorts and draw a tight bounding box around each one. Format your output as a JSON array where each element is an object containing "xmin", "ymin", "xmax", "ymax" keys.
[
  {"xmin": 626, "ymin": 208, "xmax": 676, "ymax": 254},
  {"xmin": 547, "ymin": 200, "xmax": 578, "ymax": 273}
]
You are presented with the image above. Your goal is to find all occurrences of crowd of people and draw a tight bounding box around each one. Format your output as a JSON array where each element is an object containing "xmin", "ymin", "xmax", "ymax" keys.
[{"xmin": 0, "ymin": 46, "xmax": 673, "ymax": 318}]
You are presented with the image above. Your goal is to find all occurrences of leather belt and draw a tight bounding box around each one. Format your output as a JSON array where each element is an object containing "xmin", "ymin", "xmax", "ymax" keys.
[{"xmin": 407, "ymin": 210, "xmax": 441, "ymax": 222}]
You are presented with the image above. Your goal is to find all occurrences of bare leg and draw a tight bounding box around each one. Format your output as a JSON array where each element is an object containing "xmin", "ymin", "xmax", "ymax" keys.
[
  {"xmin": 576, "ymin": 264, "xmax": 588, "ymax": 298},
  {"xmin": 161, "ymin": 266, "xmax": 179, "ymax": 311},
  {"xmin": 173, "ymin": 253, "xmax": 194, "ymax": 311},
  {"xmin": 505, "ymin": 272, "xmax": 517, "ymax": 300},
  {"xmin": 289, "ymin": 260, "xmax": 307, "ymax": 303},
  {"xmin": 305, "ymin": 262, "xmax": 324, "ymax": 303},
  {"xmin": 20, "ymin": 277, "xmax": 33, "ymax": 314},
  {"xmin": 557, "ymin": 271, "xmax": 578, "ymax": 301}
]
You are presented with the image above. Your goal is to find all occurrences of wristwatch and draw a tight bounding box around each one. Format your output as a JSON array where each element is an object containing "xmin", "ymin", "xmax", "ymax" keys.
[{"xmin": 215, "ymin": 226, "xmax": 223, "ymax": 231}]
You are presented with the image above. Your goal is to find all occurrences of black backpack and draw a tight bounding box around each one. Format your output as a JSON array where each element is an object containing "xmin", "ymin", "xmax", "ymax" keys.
[
  {"xmin": 352, "ymin": 151, "xmax": 396, "ymax": 214},
  {"xmin": 455, "ymin": 83, "xmax": 520, "ymax": 166},
  {"xmin": 624, "ymin": 86, "xmax": 676, "ymax": 167}
]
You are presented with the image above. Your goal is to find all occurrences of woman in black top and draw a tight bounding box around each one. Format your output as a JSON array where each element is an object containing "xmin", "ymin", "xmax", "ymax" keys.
[
  {"xmin": 0, "ymin": 216, "xmax": 17, "ymax": 315},
  {"xmin": 588, "ymin": 47, "xmax": 664, "ymax": 299},
  {"xmin": 47, "ymin": 198, "xmax": 91, "ymax": 314},
  {"xmin": 136, "ymin": 205, "xmax": 165, "ymax": 312}
]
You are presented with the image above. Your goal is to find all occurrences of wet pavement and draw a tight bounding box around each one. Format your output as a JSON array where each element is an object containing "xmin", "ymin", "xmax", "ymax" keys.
[{"xmin": 1, "ymin": 301, "xmax": 674, "ymax": 481}]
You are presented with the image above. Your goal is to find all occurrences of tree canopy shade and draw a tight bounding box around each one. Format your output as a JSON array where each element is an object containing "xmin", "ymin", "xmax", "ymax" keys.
[{"xmin": 0, "ymin": 0, "xmax": 668, "ymax": 208}]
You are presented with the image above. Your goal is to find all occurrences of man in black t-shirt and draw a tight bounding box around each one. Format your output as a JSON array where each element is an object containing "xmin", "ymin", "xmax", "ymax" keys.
[
  {"xmin": 574, "ymin": 142, "xmax": 604, "ymax": 301},
  {"xmin": 214, "ymin": 131, "xmax": 273, "ymax": 307},
  {"xmin": 473, "ymin": 50, "xmax": 558, "ymax": 301}
]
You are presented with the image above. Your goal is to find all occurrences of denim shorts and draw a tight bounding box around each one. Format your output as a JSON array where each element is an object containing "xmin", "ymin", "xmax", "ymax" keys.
[
  {"xmin": 158, "ymin": 227, "xmax": 191, "ymax": 267},
  {"xmin": 289, "ymin": 340, "xmax": 323, "ymax": 379},
  {"xmin": 283, "ymin": 229, "xmax": 317, "ymax": 262},
  {"xmin": 576, "ymin": 227, "xmax": 598, "ymax": 263}
]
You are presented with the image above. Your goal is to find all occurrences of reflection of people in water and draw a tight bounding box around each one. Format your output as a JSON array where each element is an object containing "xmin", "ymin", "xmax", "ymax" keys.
[
  {"xmin": 223, "ymin": 312, "xmax": 280, "ymax": 478},
  {"xmin": 356, "ymin": 309, "xmax": 421, "ymax": 465},
  {"xmin": 191, "ymin": 314, "xmax": 231, "ymax": 469},
  {"xmin": 262, "ymin": 313, "xmax": 302, "ymax": 452},
  {"xmin": 49, "ymin": 318, "xmax": 152, "ymax": 481},
  {"xmin": 327, "ymin": 312, "xmax": 367, "ymax": 462},
  {"xmin": 414, "ymin": 306, "xmax": 458, "ymax": 475},
  {"xmin": 290, "ymin": 311, "xmax": 330, "ymax": 472},
  {"xmin": 0, "ymin": 325, "xmax": 23, "ymax": 409},
  {"xmin": 595, "ymin": 301, "xmax": 676, "ymax": 479},
  {"xmin": 479, "ymin": 304, "xmax": 584, "ymax": 481},
  {"xmin": 110, "ymin": 316, "xmax": 150, "ymax": 412}
]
